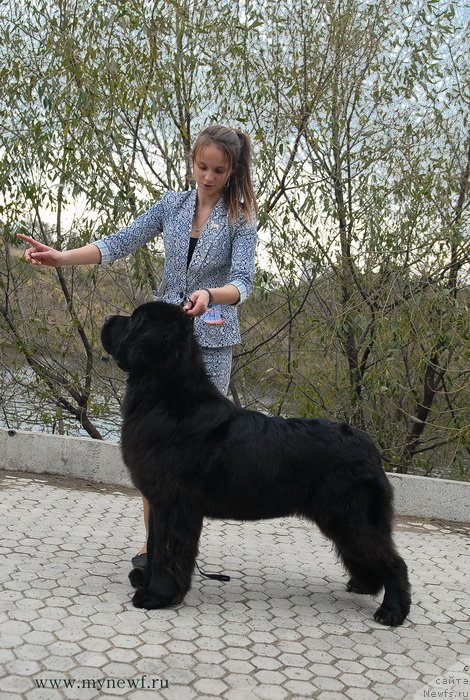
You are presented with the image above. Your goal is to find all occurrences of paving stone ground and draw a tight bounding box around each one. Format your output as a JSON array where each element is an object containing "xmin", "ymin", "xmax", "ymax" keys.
[{"xmin": 0, "ymin": 470, "xmax": 468, "ymax": 700}]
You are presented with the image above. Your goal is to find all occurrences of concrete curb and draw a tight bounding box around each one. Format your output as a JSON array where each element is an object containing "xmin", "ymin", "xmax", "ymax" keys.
[
  {"xmin": 387, "ymin": 472, "xmax": 468, "ymax": 523},
  {"xmin": 0, "ymin": 427, "xmax": 131, "ymax": 489},
  {"xmin": 1, "ymin": 427, "xmax": 468, "ymax": 522}
]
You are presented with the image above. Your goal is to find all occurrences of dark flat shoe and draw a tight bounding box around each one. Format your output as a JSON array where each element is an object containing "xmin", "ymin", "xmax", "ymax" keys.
[{"xmin": 131, "ymin": 553, "xmax": 147, "ymax": 569}]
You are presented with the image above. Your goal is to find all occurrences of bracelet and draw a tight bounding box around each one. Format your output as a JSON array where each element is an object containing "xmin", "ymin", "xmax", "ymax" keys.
[{"xmin": 201, "ymin": 288, "xmax": 214, "ymax": 306}]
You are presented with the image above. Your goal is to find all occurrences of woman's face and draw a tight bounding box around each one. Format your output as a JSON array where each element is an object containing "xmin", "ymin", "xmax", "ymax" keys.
[{"xmin": 193, "ymin": 143, "xmax": 232, "ymax": 199}]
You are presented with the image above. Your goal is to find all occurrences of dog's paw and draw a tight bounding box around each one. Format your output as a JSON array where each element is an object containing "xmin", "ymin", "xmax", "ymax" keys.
[
  {"xmin": 129, "ymin": 567, "xmax": 145, "ymax": 589},
  {"xmin": 347, "ymin": 576, "xmax": 382, "ymax": 595},
  {"xmin": 131, "ymin": 587, "xmax": 175, "ymax": 610},
  {"xmin": 373, "ymin": 602, "xmax": 407, "ymax": 626}
]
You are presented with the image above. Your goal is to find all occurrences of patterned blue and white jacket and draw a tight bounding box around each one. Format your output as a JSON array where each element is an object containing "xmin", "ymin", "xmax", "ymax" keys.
[{"xmin": 94, "ymin": 189, "xmax": 258, "ymax": 348}]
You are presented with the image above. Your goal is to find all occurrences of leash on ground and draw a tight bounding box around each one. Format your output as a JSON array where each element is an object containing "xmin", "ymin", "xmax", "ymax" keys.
[{"xmin": 195, "ymin": 561, "xmax": 230, "ymax": 582}]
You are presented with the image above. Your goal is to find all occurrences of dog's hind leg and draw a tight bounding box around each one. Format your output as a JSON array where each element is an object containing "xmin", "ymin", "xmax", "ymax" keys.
[
  {"xmin": 314, "ymin": 501, "xmax": 410, "ymax": 626},
  {"xmin": 335, "ymin": 535, "xmax": 411, "ymax": 626},
  {"xmin": 311, "ymin": 474, "xmax": 411, "ymax": 625},
  {"xmin": 371, "ymin": 550, "xmax": 410, "ymax": 627},
  {"xmin": 342, "ymin": 556, "xmax": 383, "ymax": 595}
]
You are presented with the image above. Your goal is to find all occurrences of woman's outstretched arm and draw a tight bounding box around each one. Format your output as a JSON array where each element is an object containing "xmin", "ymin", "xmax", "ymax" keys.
[{"xmin": 17, "ymin": 234, "xmax": 101, "ymax": 267}]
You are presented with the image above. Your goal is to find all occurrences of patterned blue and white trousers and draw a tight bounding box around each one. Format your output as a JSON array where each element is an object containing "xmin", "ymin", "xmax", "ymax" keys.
[{"xmin": 200, "ymin": 346, "xmax": 233, "ymax": 396}]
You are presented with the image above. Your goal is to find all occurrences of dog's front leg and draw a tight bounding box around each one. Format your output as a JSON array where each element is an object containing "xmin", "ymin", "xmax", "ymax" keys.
[
  {"xmin": 130, "ymin": 504, "xmax": 179, "ymax": 610},
  {"xmin": 131, "ymin": 501, "xmax": 203, "ymax": 610},
  {"xmin": 165, "ymin": 500, "xmax": 204, "ymax": 601},
  {"xmin": 128, "ymin": 503, "xmax": 158, "ymax": 591}
]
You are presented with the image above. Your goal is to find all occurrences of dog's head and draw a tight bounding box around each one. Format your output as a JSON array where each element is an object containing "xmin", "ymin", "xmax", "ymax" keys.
[{"xmin": 101, "ymin": 301, "xmax": 193, "ymax": 373}]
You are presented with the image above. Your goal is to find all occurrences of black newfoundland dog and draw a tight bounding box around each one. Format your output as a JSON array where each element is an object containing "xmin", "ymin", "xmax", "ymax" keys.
[{"xmin": 101, "ymin": 301, "xmax": 410, "ymax": 626}]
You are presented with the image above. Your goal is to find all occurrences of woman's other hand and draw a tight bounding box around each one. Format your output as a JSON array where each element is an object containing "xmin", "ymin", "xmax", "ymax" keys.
[{"xmin": 17, "ymin": 234, "xmax": 64, "ymax": 267}]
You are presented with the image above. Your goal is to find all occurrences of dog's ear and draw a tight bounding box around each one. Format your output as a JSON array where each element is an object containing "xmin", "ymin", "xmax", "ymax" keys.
[
  {"xmin": 115, "ymin": 313, "xmax": 148, "ymax": 372},
  {"xmin": 101, "ymin": 315, "xmax": 131, "ymax": 361},
  {"xmin": 121, "ymin": 303, "xmax": 193, "ymax": 372}
]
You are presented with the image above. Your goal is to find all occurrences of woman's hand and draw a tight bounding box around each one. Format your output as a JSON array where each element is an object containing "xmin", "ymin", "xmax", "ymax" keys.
[
  {"xmin": 17, "ymin": 234, "xmax": 64, "ymax": 267},
  {"xmin": 183, "ymin": 289, "xmax": 211, "ymax": 317}
]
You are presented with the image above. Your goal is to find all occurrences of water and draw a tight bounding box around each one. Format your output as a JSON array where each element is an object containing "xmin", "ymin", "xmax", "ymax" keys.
[{"xmin": 0, "ymin": 364, "xmax": 122, "ymax": 443}]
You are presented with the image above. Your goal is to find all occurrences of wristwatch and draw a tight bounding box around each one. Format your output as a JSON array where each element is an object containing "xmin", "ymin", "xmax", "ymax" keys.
[{"xmin": 201, "ymin": 288, "xmax": 214, "ymax": 306}]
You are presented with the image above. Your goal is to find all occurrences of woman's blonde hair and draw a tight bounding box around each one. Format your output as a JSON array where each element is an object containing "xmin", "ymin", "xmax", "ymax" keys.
[{"xmin": 191, "ymin": 125, "xmax": 257, "ymax": 222}]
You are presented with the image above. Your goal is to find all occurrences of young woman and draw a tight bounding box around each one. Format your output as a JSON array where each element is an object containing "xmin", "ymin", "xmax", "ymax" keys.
[{"xmin": 19, "ymin": 124, "xmax": 258, "ymax": 567}]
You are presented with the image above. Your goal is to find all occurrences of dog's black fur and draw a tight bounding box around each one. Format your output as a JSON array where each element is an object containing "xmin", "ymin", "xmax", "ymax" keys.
[{"xmin": 101, "ymin": 301, "xmax": 410, "ymax": 625}]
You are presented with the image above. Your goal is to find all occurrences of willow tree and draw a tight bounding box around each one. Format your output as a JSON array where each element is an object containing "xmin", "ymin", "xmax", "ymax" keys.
[
  {"xmin": 217, "ymin": 0, "xmax": 469, "ymax": 474},
  {"xmin": 0, "ymin": 0, "xmax": 468, "ymax": 477},
  {"xmin": 0, "ymin": 0, "xmax": 254, "ymax": 437}
]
